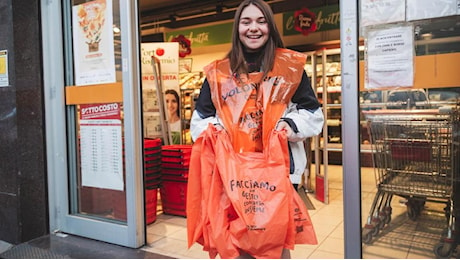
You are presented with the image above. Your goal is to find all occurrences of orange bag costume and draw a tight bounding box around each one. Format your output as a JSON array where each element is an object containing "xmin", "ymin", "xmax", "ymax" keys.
[{"xmin": 187, "ymin": 49, "xmax": 317, "ymax": 259}]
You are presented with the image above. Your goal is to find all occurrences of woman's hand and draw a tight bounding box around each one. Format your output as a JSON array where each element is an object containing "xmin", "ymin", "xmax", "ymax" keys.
[
  {"xmin": 213, "ymin": 123, "xmax": 224, "ymax": 131},
  {"xmin": 275, "ymin": 121, "xmax": 293, "ymax": 136}
]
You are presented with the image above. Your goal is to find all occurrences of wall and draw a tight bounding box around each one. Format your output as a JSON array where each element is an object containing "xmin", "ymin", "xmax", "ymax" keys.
[
  {"xmin": 0, "ymin": 0, "xmax": 48, "ymax": 244},
  {"xmin": 187, "ymin": 47, "xmax": 228, "ymax": 72}
]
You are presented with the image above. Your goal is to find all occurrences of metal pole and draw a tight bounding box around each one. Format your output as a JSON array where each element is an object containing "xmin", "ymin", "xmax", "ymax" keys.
[
  {"xmin": 321, "ymin": 49, "xmax": 329, "ymax": 205},
  {"xmin": 340, "ymin": 0, "xmax": 362, "ymax": 258},
  {"xmin": 152, "ymin": 56, "xmax": 172, "ymax": 145}
]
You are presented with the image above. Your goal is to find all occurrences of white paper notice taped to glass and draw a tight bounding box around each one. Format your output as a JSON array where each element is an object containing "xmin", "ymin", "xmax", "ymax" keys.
[
  {"xmin": 80, "ymin": 119, "xmax": 124, "ymax": 191},
  {"xmin": 365, "ymin": 25, "xmax": 414, "ymax": 89},
  {"xmin": 407, "ymin": 0, "xmax": 457, "ymax": 21},
  {"xmin": 79, "ymin": 103, "xmax": 124, "ymax": 191},
  {"xmin": 360, "ymin": 0, "xmax": 405, "ymax": 27}
]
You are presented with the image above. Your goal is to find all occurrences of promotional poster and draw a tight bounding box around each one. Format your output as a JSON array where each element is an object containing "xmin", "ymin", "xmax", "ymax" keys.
[
  {"xmin": 141, "ymin": 42, "xmax": 180, "ymax": 143},
  {"xmin": 72, "ymin": 0, "xmax": 116, "ymax": 86}
]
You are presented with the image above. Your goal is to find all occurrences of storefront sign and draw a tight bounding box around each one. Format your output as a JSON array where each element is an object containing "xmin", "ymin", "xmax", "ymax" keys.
[
  {"xmin": 171, "ymin": 35, "xmax": 192, "ymax": 57},
  {"xmin": 366, "ymin": 25, "xmax": 414, "ymax": 89},
  {"xmin": 165, "ymin": 6, "xmax": 340, "ymax": 45},
  {"xmin": 293, "ymin": 8, "xmax": 318, "ymax": 36},
  {"xmin": 165, "ymin": 22, "xmax": 233, "ymax": 48},
  {"xmin": 72, "ymin": 0, "xmax": 116, "ymax": 86},
  {"xmin": 79, "ymin": 103, "xmax": 124, "ymax": 191},
  {"xmin": 283, "ymin": 5, "xmax": 340, "ymax": 36},
  {"xmin": 0, "ymin": 50, "xmax": 8, "ymax": 87},
  {"xmin": 360, "ymin": 0, "xmax": 405, "ymax": 27}
]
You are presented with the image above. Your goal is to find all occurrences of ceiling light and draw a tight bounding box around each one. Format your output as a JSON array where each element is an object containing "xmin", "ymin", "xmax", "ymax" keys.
[{"xmin": 113, "ymin": 26, "xmax": 121, "ymax": 34}]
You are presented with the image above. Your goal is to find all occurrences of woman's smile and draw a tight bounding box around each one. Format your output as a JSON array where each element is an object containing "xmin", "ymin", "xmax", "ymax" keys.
[{"xmin": 238, "ymin": 4, "xmax": 269, "ymax": 52}]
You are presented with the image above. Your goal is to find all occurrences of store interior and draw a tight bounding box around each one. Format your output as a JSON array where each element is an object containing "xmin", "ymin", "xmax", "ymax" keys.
[
  {"xmin": 74, "ymin": 0, "xmax": 460, "ymax": 258},
  {"xmin": 134, "ymin": 1, "xmax": 460, "ymax": 258}
]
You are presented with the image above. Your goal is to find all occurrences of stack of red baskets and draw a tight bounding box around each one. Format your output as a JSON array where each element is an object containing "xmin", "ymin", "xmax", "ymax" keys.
[
  {"xmin": 112, "ymin": 138, "xmax": 162, "ymax": 224},
  {"xmin": 160, "ymin": 144, "xmax": 192, "ymax": 217},
  {"xmin": 144, "ymin": 138, "xmax": 162, "ymax": 224}
]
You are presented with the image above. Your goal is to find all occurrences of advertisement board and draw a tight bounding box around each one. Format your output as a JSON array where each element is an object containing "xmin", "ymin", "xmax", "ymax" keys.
[{"xmin": 141, "ymin": 42, "xmax": 180, "ymax": 143}]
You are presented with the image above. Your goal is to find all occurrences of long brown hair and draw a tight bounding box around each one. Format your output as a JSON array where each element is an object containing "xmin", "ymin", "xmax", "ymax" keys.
[{"xmin": 227, "ymin": 0, "xmax": 284, "ymax": 79}]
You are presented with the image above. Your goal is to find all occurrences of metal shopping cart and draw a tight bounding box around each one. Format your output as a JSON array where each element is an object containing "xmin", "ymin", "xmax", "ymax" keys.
[{"xmin": 362, "ymin": 106, "xmax": 460, "ymax": 258}]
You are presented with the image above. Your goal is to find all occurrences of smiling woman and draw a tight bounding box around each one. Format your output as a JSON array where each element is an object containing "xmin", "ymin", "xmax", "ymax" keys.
[
  {"xmin": 238, "ymin": 4, "xmax": 269, "ymax": 52},
  {"xmin": 187, "ymin": 0, "xmax": 323, "ymax": 258}
]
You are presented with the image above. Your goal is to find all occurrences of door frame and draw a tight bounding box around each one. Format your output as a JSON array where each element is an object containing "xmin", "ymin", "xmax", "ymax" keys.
[{"xmin": 41, "ymin": 0, "xmax": 145, "ymax": 248}]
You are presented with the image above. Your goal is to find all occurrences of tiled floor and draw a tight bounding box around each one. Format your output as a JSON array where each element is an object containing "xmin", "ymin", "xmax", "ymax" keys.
[{"xmin": 142, "ymin": 165, "xmax": 459, "ymax": 259}]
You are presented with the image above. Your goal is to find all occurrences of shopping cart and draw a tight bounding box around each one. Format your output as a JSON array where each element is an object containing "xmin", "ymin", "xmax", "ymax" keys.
[{"xmin": 362, "ymin": 107, "xmax": 460, "ymax": 258}]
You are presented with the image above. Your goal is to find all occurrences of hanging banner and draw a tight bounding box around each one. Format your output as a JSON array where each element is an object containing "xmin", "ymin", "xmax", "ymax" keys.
[
  {"xmin": 140, "ymin": 42, "xmax": 180, "ymax": 142},
  {"xmin": 165, "ymin": 23, "xmax": 233, "ymax": 48},
  {"xmin": 407, "ymin": 0, "xmax": 457, "ymax": 21},
  {"xmin": 72, "ymin": 0, "xmax": 116, "ymax": 86},
  {"xmin": 360, "ymin": 0, "xmax": 405, "ymax": 27},
  {"xmin": 365, "ymin": 25, "xmax": 414, "ymax": 89},
  {"xmin": 79, "ymin": 103, "xmax": 124, "ymax": 191}
]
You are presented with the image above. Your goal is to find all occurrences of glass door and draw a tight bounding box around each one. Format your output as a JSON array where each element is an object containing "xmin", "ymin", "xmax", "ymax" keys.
[{"xmin": 42, "ymin": 0, "xmax": 145, "ymax": 248}]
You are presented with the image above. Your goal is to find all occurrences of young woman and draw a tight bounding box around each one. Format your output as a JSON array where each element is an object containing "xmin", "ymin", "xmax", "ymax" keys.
[
  {"xmin": 165, "ymin": 89, "xmax": 181, "ymax": 144},
  {"xmin": 187, "ymin": 0, "xmax": 324, "ymax": 258}
]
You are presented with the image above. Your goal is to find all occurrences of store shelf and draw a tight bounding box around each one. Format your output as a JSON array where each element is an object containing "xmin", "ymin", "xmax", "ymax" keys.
[{"xmin": 179, "ymin": 72, "xmax": 205, "ymax": 144}]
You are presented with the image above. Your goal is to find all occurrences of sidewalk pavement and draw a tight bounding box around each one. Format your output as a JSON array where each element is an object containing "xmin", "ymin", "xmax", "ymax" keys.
[{"xmin": 0, "ymin": 234, "xmax": 173, "ymax": 259}]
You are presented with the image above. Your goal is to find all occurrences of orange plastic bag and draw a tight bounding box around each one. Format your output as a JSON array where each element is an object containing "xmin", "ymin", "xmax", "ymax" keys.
[
  {"xmin": 187, "ymin": 126, "xmax": 317, "ymax": 259},
  {"xmin": 187, "ymin": 125, "xmax": 241, "ymax": 258},
  {"xmin": 205, "ymin": 49, "xmax": 307, "ymax": 153},
  {"xmin": 187, "ymin": 49, "xmax": 317, "ymax": 258}
]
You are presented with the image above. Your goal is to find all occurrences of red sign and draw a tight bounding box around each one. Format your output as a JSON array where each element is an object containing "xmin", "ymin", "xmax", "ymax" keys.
[
  {"xmin": 294, "ymin": 8, "xmax": 317, "ymax": 36},
  {"xmin": 80, "ymin": 103, "xmax": 121, "ymax": 120},
  {"xmin": 171, "ymin": 34, "xmax": 192, "ymax": 58}
]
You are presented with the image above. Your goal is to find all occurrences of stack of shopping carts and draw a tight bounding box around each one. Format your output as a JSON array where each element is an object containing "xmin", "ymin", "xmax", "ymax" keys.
[{"xmin": 362, "ymin": 107, "xmax": 460, "ymax": 258}]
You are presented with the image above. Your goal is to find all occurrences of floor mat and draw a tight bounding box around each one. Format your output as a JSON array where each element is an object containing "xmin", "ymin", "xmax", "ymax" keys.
[{"xmin": 0, "ymin": 243, "xmax": 70, "ymax": 259}]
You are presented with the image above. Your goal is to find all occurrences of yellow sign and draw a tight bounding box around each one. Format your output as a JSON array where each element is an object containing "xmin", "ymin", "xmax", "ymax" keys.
[
  {"xmin": 0, "ymin": 56, "xmax": 5, "ymax": 74},
  {"xmin": 0, "ymin": 50, "xmax": 9, "ymax": 87}
]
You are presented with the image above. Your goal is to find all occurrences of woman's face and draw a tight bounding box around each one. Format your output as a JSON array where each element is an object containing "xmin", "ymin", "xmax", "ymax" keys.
[
  {"xmin": 238, "ymin": 4, "xmax": 269, "ymax": 52},
  {"xmin": 165, "ymin": 93, "xmax": 178, "ymax": 116}
]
